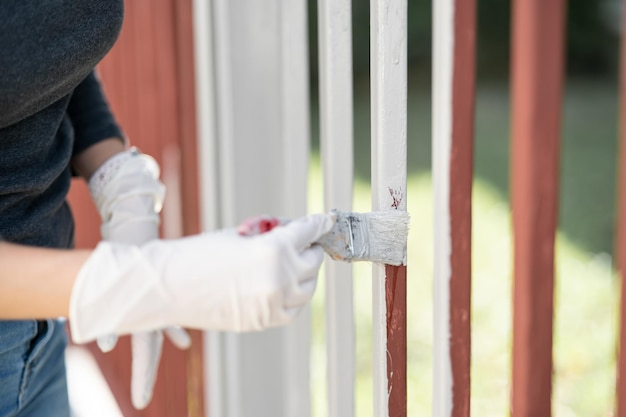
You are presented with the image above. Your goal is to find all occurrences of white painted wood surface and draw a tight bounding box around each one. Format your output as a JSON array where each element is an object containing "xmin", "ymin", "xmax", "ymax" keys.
[
  {"xmin": 279, "ymin": 3, "xmax": 314, "ymax": 415},
  {"xmin": 194, "ymin": 1, "xmax": 312, "ymax": 416},
  {"xmin": 369, "ymin": 0, "xmax": 408, "ymax": 416},
  {"xmin": 432, "ymin": 1, "xmax": 455, "ymax": 416},
  {"xmin": 317, "ymin": 0, "xmax": 355, "ymax": 416},
  {"xmin": 191, "ymin": 2, "xmax": 224, "ymax": 415}
]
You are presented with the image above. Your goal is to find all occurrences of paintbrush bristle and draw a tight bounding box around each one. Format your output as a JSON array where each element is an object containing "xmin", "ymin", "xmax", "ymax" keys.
[{"xmin": 317, "ymin": 210, "xmax": 410, "ymax": 266}]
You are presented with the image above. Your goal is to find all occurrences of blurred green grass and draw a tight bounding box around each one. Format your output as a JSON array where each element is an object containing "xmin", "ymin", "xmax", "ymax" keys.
[{"xmin": 308, "ymin": 78, "xmax": 621, "ymax": 416}]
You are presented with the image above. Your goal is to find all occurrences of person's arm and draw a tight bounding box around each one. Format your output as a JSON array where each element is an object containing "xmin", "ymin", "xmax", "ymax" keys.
[
  {"xmin": 72, "ymin": 138, "xmax": 126, "ymax": 180},
  {"xmin": 0, "ymin": 241, "xmax": 91, "ymax": 319},
  {"xmin": 0, "ymin": 213, "xmax": 335, "ymax": 337},
  {"xmin": 68, "ymin": 71, "xmax": 126, "ymax": 180},
  {"xmin": 0, "ymin": 74, "xmax": 124, "ymax": 319}
]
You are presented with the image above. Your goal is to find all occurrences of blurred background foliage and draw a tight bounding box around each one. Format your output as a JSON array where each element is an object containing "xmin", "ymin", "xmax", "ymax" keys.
[{"xmin": 309, "ymin": 0, "xmax": 621, "ymax": 82}]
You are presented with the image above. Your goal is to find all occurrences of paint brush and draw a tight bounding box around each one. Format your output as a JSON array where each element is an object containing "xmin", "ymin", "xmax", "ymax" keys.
[{"xmin": 237, "ymin": 209, "xmax": 410, "ymax": 266}]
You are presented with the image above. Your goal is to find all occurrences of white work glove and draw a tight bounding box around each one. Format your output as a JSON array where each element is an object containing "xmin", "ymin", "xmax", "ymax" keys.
[
  {"xmin": 88, "ymin": 148, "xmax": 190, "ymax": 409},
  {"xmin": 69, "ymin": 212, "xmax": 335, "ymax": 340}
]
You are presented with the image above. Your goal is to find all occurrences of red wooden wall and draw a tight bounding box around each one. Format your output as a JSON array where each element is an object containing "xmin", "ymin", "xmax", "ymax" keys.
[{"xmin": 67, "ymin": 1, "xmax": 204, "ymax": 416}]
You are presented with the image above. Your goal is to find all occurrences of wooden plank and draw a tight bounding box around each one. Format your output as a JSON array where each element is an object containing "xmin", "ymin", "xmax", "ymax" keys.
[
  {"xmin": 279, "ymin": 2, "xmax": 316, "ymax": 416},
  {"xmin": 204, "ymin": 2, "xmax": 313, "ymax": 416},
  {"xmin": 175, "ymin": 0, "xmax": 201, "ymax": 238},
  {"xmin": 317, "ymin": 0, "xmax": 355, "ymax": 416},
  {"xmin": 190, "ymin": 2, "xmax": 223, "ymax": 416},
  {"xmin": 432, "ymin": 0, "xmax": 476, "ymax": 416},
  {"xmin": 510, "ymin": 0, "xmax": 565, "ymax": 416},
  {"xmin": 370, "ymin": 0, "xmax": 408, "ymax": 416},
  {"xmin": 615, "ymin": 0, "xmax": 626, "ymax": 414},
  {"xmin": 191, "ymin": 0, "xmax": 220, "ymax": 235}
]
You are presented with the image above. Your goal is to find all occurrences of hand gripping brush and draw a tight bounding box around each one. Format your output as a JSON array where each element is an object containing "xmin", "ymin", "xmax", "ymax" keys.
[{"xmin": 238, "ymin": 209, "xmax": 410, "ymax": 266}]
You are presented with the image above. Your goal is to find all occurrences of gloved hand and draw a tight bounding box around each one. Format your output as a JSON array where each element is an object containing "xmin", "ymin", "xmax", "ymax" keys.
[
  {"xmin": 88, "ymin": 148, "xmax": 190, "ymax": 409},
  {"xmin": 69, "ymin": 212, "xmax": 335, "ymax": 339}
]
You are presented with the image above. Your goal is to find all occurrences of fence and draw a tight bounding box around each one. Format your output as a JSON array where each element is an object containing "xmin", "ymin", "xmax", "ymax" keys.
[
  {"xmin": 67, "ymin": 0, "xmax": 626, "ymax": 416},
  {"xmin": 436, "ymin": 0, "xmax": 626, "ymax": 416}
]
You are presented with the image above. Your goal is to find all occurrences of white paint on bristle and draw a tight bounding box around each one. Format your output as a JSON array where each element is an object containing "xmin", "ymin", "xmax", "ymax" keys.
[
  {"xmin": 317, "ymin": 210, "xmax": 409, "ymax": 265},
  {"xmin": 362, "ymin": 211, "xmax": 410, "ymax": 265}
]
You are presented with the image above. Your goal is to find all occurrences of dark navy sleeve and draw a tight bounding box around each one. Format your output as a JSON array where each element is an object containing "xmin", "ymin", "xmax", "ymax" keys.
[{"xmin": 67, "ymin": 71, "xmax": 125, "ymax": 156}]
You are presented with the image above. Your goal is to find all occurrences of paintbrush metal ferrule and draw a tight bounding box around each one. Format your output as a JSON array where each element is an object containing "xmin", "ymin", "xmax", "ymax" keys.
[{"xmin": 317, "ymin": 210, "xmax": 409, "ymax": 266}]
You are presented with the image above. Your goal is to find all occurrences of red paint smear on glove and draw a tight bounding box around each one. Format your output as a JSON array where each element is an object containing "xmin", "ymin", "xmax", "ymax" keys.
[{"xmin": 237, "ymin": 216, "xmax": 281, "ymax": 236}]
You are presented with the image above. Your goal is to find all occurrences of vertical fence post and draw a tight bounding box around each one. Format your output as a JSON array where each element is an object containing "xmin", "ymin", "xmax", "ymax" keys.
[
  {"xmin": 615, "ymin": 0, "xmax": 626, "ymax": 413},
  {"xmin": 192, "ymin": 0, "xmax": 223, "ymax": 416},
  {"xmin": 172, "ymin": 1, "xmax": 207, "ymax": 415},
  {"xmin": 510, "ymin": 0, "xmax": 565, "ymax": 416},
  {"xmin": 202, "ymin": 1, "xmax": 313, "ymax": 416},
  {"xmin": 370, "ymin": 1, "xmax": 408, "ymax": 416},
  {"xmin": 317, "ymin": 1, "xmax": 356, "ymax": 416},
  {"xmin": 279, "ymin": 2, "xmax": 315, "ymax": 416},
  {"xmin": 432, "ymin": 0, "xmax": 477, "ymax": 416}
]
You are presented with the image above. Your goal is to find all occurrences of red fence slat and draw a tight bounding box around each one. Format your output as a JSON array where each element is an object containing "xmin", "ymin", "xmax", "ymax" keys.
[
  {"xmin": 449, "ymin": 0, "xmax": 477, "ymax": 416},
  {"xmin": 432, "ymin": 0, "xmax": 476, "ymax": 414},
  {"xmin": 510, "ymin": 0, "xmax": 566, "ymax": 416},
  {"xmin": 386, "ymin": 265, "xmax": 407, "ymax": 417}
]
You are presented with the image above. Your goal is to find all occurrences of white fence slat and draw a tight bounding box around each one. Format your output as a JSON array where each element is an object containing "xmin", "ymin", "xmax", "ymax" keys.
[
  {"xmin": 432, "ymin": 1, "xmax": 455, "ymax": 416},
  {"xmin": 192, "ymin": 1, "xmax": 226, "ymax": 416},
  {"xmin": 192, "ymin": 0, "xmax": 219, "ymax": 233},
  {"xmin": 198, "ymin": 1, "xmax": 312, "ymax": 416},
  {"xmin": 280, "ymin": 1, "xmax": 314, "ymax": 416},
  {"xmin": 317, "ymin": 0, "xmax": 356, "ymax": 416},
  {"xmin": 370, "ymin": 0, "xmax": 408, "ymax": 416}
]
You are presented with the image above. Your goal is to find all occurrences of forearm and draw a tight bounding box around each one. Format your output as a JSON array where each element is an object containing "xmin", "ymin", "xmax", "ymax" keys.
[
  {"xmin": 71, "ymin": 137, "xmax": 126, "ymax": 180},
  {"xmin": 0, "ymin": 241, "xmax": 91, "ymax": 319}
]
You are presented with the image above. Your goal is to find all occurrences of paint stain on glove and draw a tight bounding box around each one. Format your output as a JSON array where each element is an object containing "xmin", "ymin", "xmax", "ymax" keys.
[{"xmin": 237, "ymin": 216, "xmax": 281, "ymax": 236}]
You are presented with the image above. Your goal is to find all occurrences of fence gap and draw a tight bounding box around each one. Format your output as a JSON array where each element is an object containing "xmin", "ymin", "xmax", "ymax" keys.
[
  {"xmin": 369, "ymin": 0, "xmax": 408, "ymax": 416},
  {"xmin": 615, "ymin": 0, "xmax": 626, "ymax": 412},
  {"xmin": 432, "ymin": 0, "xmax": 476, "ymax": 416},
  {"xmin": 510, "ymin": 0, "xmax": 566, "ymax": 416},
  {"xmin": 317, "ymin": 0, "xmax": 356, "ymax": 416}
]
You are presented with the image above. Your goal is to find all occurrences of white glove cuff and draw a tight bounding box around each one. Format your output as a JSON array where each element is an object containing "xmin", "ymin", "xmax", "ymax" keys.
[
  {"xmin": 89, "ymin": 149, "xmax": 165, "ymax": 225},
  {"xmin": 88, "ymin": 148, "xmax": 138, "ymax": 196}
]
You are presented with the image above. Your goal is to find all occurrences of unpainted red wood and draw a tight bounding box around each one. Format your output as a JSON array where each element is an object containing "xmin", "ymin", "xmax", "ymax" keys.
[
  {"xmin": 510, "ymin": 0, "xmax": 565, "ymax": 416},
  {"xmin": 386, "ymin": 265, "xmax": 407, "ymax": 417},
  {"xmin": 449, "ymin": 1, "xmax": 477, "ymax": 416},
  {"xmin": 173, "ymin": 0, "xmax": 201, "ymax": 238}
]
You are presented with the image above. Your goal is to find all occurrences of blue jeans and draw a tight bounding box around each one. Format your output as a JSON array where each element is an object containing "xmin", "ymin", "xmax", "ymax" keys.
[{"xmin": 0, "ymin": 319, "xmax": 70, "ymax": 417}]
